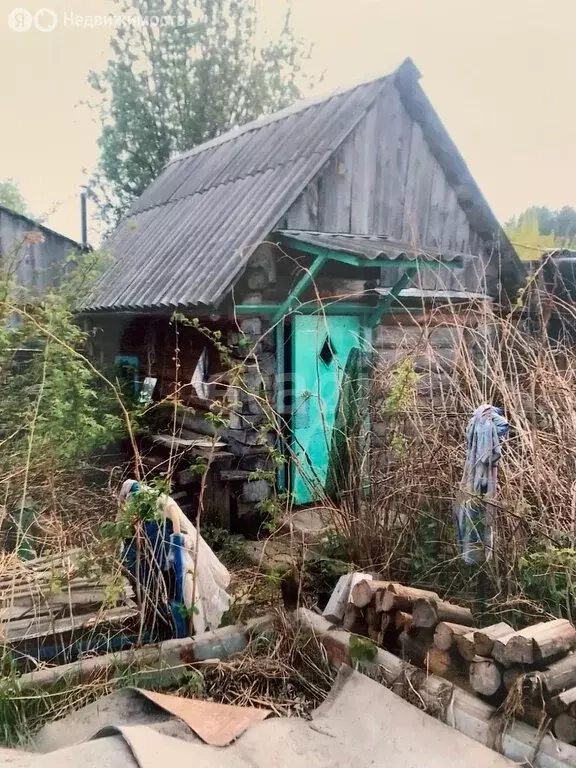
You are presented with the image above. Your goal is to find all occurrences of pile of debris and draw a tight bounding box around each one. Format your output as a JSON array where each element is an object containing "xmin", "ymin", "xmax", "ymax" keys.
[
  {"xmin": 327, "ymin": 574, "xmax": 576, "ymax": 743},
  {"xmin": 0, "ymin": 549, "xmax": 138, "ymax": 664},
  {"xmin": 140, "ymin": 397, "xmax": 274, "ymax": 533}
]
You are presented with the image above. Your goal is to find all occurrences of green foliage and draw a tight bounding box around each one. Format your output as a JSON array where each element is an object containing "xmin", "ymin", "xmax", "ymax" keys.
[
  {"xmin": 89, "ymin": 0, "xmax": 313, "ymax": 227},
  {"xmin": 202, "ymin": 526, "xmax": 252, "ymax": 567},
  {"xmin": 257, "ymin": 492, "xmax": 289, "ymax": 532},
  {"xmin": 384, "ymin": 357, "xmax": 419, "ymax": 415},
  {"xmin": 101, "ymin": 478, "xmax": 169, "ymax": 541},
  {"xmin": 0, "ymin": 179, "xmax": 28, "ymax": 216},
  {"xmin": 348, "ymin": 635, "xmax": 377, "ymax": 669},
  {"xmin": 189, "ymin": 456, "xmax": 209, "ymax": 477},
  {"xmin": 174, "ymin": 601, "xmax": 199, "ymax": 619},
  {"xmin": 505, "ymin": 206, "xmax": 576, "ymax": 261},
  {"xmin": 518, "ymin": 546, "xmax": 576, "ymax": 619},
  {"xmin": 0, "ymin": 247, "xmax": 127, "ymax": 519}
]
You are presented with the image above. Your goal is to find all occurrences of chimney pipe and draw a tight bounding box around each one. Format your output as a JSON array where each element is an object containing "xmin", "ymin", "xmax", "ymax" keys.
[{"xmin": 80, "ymin": 189, "xmax": 88, "ymax": 248}]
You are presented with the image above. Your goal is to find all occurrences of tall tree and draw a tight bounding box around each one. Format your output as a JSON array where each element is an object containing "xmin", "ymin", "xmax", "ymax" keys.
[
  {"xmin": 0, "ymin": 179, "xmax": 28, "ymax": 216},
  {"xmin": 89, "ymin": 0, "xmax": 311, "ymax": 228},
  {"xmin": 505, "ymin": 206, "xmax": 576, "ymax": 260}
]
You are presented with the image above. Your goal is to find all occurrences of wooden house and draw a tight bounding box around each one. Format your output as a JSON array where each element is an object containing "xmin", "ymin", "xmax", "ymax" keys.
[
  {"xmin": 81, "ymin": 58, "xmax": 522, "ymax": 524},
  {"xmin": 0, "ymin": 205, "xmax": 83, "ymax": 294}
]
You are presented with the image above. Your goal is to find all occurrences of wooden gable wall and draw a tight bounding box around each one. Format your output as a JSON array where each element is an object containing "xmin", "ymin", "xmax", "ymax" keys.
[{"xmin": 277, "ymin": 81, "xmax": 494, "ymax": 295}]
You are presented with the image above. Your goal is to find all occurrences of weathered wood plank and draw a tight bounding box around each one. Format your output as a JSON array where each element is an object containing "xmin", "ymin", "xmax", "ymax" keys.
[
  {"xmin": 388, "ymin": 86, "xmax": 413, "ymax": 240},
  {"xmin": 425, "ymin": 160, "xmax": 448, "ymax": 250},
  {"xmin": 317, "ymin": 138, "xmax": 354, "ymax": 233},
  {"xmin": 283, "ymin": 179, "xmax": 319, "ymax": 230},
  {"xmin": 372, "ymin": 82, "xmax": 402, "ymax": 236},
  {"xmin": 401, "ymin": 120, "xmax": 422, "ymax": 244},
  {"xmin": 350, "ymin": 103, "xmax": 378, "ymax": 234}
]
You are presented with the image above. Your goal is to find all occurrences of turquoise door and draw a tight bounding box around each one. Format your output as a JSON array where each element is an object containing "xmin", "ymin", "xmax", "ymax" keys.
[{"xmin": 290, "ymin": 314, "xmax": 362, "ymax": 504}]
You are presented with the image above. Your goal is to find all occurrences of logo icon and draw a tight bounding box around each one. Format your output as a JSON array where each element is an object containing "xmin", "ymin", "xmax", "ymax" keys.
[
  {"xmin": 8, "ymin": 7, "xmax": 33, "ymax": 31},
  {"xmin": 34, "ymin": 7, "xmax": 58, "ymax": 32}
]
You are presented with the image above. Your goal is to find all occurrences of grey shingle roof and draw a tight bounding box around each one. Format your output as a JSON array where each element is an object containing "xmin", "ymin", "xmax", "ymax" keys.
[{"xmin": 84, "ymin": 79, "xmax": 385, "ymax": 311}]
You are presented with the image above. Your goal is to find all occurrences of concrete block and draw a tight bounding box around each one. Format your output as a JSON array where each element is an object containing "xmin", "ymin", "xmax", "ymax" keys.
[
  {"xmin": 239, "ymin": 317, "xmax": 262, "ymax": 337},
  {"xmin": 242, "ymin": 479, "xmax": 270, "ymax": 503}
]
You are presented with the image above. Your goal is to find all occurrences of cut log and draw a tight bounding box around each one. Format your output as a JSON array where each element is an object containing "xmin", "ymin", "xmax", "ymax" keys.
[
  {"xmin": 322, "ymin": 573, "xmax": 370, "ymax": 623},
  {"xmin": 525, "ymin": 654, "xmax": 576, "ymax": 697},
  {"xmin": 412, "ymin": 597, "xmax": 473, "ymax": 629},
  {"xmin": 505, "ymin": 620, "xmax": 576, "ymax": 666},
  {"xmin": 492, "ymin": 632, "xmax": 517, "ymax": 666},
  {"xmin": 342, "ymin": 603, "xmax": 365, "ymax": 633},
  {"xmin": 427, "ymin": 647, "xmax": 452, "ymax": 676},
  {"xmin": 399, "ymin": 629, "xmax": 433, "ymax": 666},
  {"xmin": 547, "ymin": 686, "xmax": 576, "ymax": 717},
  {"xmin": 368, "ymin": 613, "xmax": 391, "ymax": 644},
  {"xmin": 379, "ymin": 584, "xmax": 440, "ymax": 613},
  {"xmin": 455, "ymin": 631, "xmax": 477, "ymax": 662},
  {"xmin": 349, "ymin": 578, "xmax": 389, "ymax": 609},
  {"xmin": 473, "ymin": 622, "xmax": 514, "ymax": 657},
  {"xmin": 366, "ymin": 603, "xmax": 380, "ymax": 631},
  {"xmin": 297, "ymin": 609, "xmax": 576, "ymax": 768},
  {"xmin": 434, "ymin": 622, "xmax": 476, "ymax": 652},
  {"xmin": 503, "ymin": 665, "xmax": 525, "ymax": 691},
  {"xmin": 469, "ymin": 656, "xmax": 503, "ymax": 697},
  {"xmin": 554, "ymin": 713, "xmax": 576, "ymax": 744},
  {"xmin": 394, "ymin": 611, "xmax": 413, "ymax": 632},
  {"xmin": 522, "ymin": 704, "xmax": 551, "ymax": 730},
  {"xmin": 17, "ymin": 616, "xmax": 273, "ymax": 692}
]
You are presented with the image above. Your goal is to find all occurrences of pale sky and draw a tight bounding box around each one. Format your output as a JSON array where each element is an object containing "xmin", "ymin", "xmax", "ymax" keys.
[{"xmin": 0, "ymin": 0, "xmax": 575, "ymax": 243}]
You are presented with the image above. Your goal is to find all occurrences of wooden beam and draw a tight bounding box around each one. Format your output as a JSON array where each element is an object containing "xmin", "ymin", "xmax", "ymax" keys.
[{"xmin": 366, "ymin": 268, "xmax": 417, "ymax": 327}]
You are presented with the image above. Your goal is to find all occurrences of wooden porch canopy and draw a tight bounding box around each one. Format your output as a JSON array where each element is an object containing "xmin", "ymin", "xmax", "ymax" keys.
[{"xmin": 234, "ymin": 230, "xmax": 464, "ymax": 327}]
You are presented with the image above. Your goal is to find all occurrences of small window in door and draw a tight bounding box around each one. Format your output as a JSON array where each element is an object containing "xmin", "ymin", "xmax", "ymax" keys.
[{"xmin": 319, "ymin": 336, "xmax": 336, "ymax": 366}]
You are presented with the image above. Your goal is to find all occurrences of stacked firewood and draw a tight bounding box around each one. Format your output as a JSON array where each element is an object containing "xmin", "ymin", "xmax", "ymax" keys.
[{"xmin": 339, "ymin": 577, "xmax": 576, "ymax": 743}]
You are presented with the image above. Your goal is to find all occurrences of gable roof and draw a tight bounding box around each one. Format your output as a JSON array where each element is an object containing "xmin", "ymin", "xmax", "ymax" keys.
[
  {"xmin": 0, "ymin": 205, "xmax": 83, "ymax": 251},
  {"xmin": 84, "ymin": 59, "xmax": 520, "ymax": 312}
]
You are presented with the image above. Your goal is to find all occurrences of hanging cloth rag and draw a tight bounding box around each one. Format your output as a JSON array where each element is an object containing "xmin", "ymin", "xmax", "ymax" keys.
[{"xmin": 455, "ymin": 405, "xmax": 509, "ymax": 565}]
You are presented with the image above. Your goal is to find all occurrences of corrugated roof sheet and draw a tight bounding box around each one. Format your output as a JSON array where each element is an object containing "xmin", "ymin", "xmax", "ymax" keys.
[
  {"xmin": 275, "ymin": 230, "xmax": 461, "ymax": 263},
  {"xmin": 84, "ymin": 79, "xmax": 385, "ymax": 311}
]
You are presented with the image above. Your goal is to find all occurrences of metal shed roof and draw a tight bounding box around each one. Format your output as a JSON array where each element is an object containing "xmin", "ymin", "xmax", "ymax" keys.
[
  {"xmin": 84, "ymin": 57, "xmax": 521, "ymax": 313},
  {"xmin": 83, "ymin": 78, "xmax": 385, "ymax": 311}
]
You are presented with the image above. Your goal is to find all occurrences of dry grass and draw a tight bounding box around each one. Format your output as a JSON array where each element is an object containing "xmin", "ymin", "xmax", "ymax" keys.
[{"xmin": 318, "ymin": 284, "xmax": 576, "ymax": 621}]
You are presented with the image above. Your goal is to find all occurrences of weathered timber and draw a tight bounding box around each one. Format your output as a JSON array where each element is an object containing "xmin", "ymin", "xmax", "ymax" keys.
[
  {"xmin": 455, "ymin": 631, "xmax": 476, "ymax": 662},
  {"xmin": 427, "ymin": 647, "xmax": 452, "ymax": 676},
  {"xmin": 412, "ymin": 597, "xmax": 473, "ymax": 629},
  {"xmin": 503, "ymin": 665, "xmax": 526, "ymax": 691},
  {"xmin": 400, "ymin": 629, "xmax": 451, "ymax": 675},
  {"xmin": 553, "ymin": 713, "xmax": 576, "ymax": 744},
  {"xmin": 350, "ymin": 578, "xmax": 390, "ymax": 609},
  {"xmin": 547, "ymin": 686, "xmax": 576, "ymax": 717},
  {"xmin": 521, "ymin": 704, "xmax": 551, "ymax": 731},
  {"xmin": 366, "ymin": 603, "xmax": 379, "ymax": 631},
  {"xmin": 380, "ymin": 583, "xmax": 440, "ymax": 613},
  {"xmin": 297, "ymin": 609, "xmax": 576, "ymax": 767},
  {"xmin": 525, "ymin": 654, "xmax": 576, "ymax": 696},
  {"xmin": 505, "ymin": 620, "xmax": 576, "ymax": 665},
  {"xmin": 342, "ymin": 603, "xmax": 366, "ymax": 634},
  {"xmin": 399, "ymin": 629, "xmax": 431, "ymax": 667},
  {"xmin": 469, "ymin": 656, "xmax": 503, "ymax": 697},
  {"xmin": 434, "ymin": 622, "xmax": 476, "ymax": 652},
  {"xmin": 394, "ymin": 611, "xmax": 413, "ymax": 632},
  {"xmin": 323, "ymin": 573, "xmax": 371, "ymax": 623},
  {"xmin": 473, "ymin": 622, "xmax": 514, "ymax": 658},
  {"xmin": 2, "ymin": 605, "xmax": 138, "ymax": 644},
  {"xmin": 492, "ymin": 632, "xmax": 517, "ymax": 666},
  {"xmin": 378, "ymin": 612, "xmax": 391, "ymax": 645}
]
